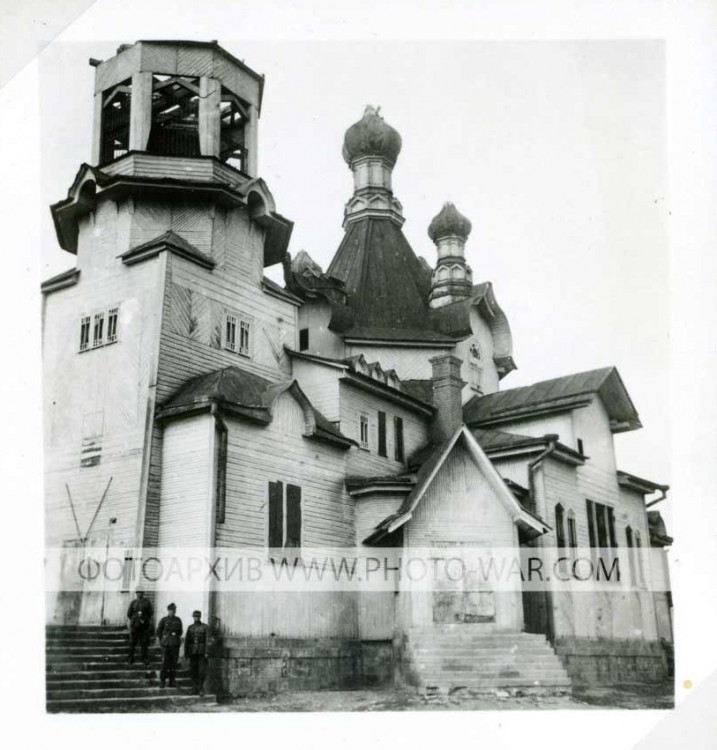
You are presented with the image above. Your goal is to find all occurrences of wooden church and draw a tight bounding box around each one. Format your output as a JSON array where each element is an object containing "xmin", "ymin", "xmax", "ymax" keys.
[{"xmin": 43, "ymin": 40, "xmax": 673, "ymax": 700}]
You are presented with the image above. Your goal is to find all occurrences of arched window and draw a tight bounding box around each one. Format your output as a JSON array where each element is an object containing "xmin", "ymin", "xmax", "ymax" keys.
[
  {"xmin": 625, "ymin": 525, "xmax": 635, "ymax": 585},
  {"xmin": 468, "ymin": 342, "xmax": 482, "ymax": 392},
  {"xmin": 555, "ymin": 504, "xmax": 566, "ymax": 549},
  {"xmin": 635, "ymin": 531, "xmax": 645, "ymax": 587},
  {"xmin": 567, "ymin": 510, "xmax": 578, "ymax": 558}
]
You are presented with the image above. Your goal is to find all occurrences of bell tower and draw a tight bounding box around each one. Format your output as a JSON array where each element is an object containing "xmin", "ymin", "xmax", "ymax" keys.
[
  {"xmin": 92, "ymin": 40, "xmax": 260, "ymax": 174},
  {"xmin": 43, "ymin": 42, "xmax": 294, "ymax": 625}
]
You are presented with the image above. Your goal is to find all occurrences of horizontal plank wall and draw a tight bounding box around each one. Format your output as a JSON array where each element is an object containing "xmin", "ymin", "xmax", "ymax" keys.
[
  {"xmin": 44, "ymin": 202, "xmax": 165, "ymax": 552},
  {"xmin": 213, "ymin": 391, "xmax": 358, "ymax": 638},
  {"xmin": 340, "ymin": 383, "xmax": 429, "ymax": 477},
  {"xmin": 156, "ymin": 415, "xmax": 214, "ymax": 621}
]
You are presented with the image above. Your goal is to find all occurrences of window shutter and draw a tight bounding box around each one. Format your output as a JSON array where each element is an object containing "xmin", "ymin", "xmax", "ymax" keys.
[
  {"xmin": 268, "ymin": 481, "xmax": 283, "ymax": 549},
  {"xmin": 377, "ymin": 411, "xmax": 387, "ymax": 457},
  {"xmin": 394, "ymin": 416, "xmax": 404, "ymax": 462},
  {"xmin": 586, "ymin": 500, "xmax": 596, "ymax": 548},
  {"xmin": 555, "ymin": 504, "xmax": 565, "ymax": 549},
  {"xmin": 286, "ymin": 484, "xmax": 302, "ymax": 549},
  {"xmin": 607, "ymin": 506, "xmax": 617, "ymax": 548}
]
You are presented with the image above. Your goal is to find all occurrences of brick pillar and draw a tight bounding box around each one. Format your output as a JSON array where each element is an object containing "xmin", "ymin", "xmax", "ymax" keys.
[{"xmin": 430, "ymin": 354, "xmax": 466, "ymax": 442}]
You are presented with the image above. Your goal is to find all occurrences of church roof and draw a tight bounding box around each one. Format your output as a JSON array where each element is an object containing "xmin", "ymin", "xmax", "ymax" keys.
[
  {"xmin": 326, "ymin": 217, "xmax": 456, "ymax": 343},
  {"xmin": 156, "ymin": 366, "xmax": 354, "ymax": 448},
  {"xmin": 464, "ymin": 366, "xmax": 642, "ymax": 433}
]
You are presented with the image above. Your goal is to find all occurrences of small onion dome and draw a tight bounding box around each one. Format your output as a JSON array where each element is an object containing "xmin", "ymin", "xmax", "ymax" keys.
[
  {"xmin": 427, "ymin": 202, "xmax": 472, "ymax": 242},
  {"xmin": 342, "ymin": 105, "xmax": 402, "ymax": 166}
]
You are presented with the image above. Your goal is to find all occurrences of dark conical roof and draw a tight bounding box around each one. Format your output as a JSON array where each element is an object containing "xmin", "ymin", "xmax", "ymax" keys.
[{"xmin": 326, "ymin": 217, "xmax": 455, "ymax": 343}]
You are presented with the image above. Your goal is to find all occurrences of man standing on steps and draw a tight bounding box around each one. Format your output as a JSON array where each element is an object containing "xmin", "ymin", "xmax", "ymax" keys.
[
  {"xmin": 156, "ymin": 603, "xmax": 183, "ymax": 688},
  {"xmin": 184, "ymin": 610, "xmax": 210, "ymax": 696},
  {"xmin": 126, "ymin": 590, "xmax": 153, "ymax": 665}
]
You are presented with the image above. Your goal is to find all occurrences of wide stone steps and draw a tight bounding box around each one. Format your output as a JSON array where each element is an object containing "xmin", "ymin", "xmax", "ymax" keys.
[
  {"xmin": 46, "ymin": 694, "xmax": 215, "ymax": 713},
  {"xmin": 404, "ymin": 628, "xmax": 572, "ymax": 695},
  {"xmin": 46, "ymin": 625, "xmax": 214, "ymax": 713},
  {"xmin": 48, "ymin": 677, "xmax": 192, "ymax": 691},
  {"xmin": 47, "ymin": 685, "xmax": 198, "ymax": 701}
]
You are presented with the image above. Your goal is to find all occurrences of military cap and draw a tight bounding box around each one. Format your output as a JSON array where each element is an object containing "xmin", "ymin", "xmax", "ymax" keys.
[
  {"xmin": 167, "ymin": 602, "xmax": 177, "ymax": 610},
  {"xmin": 192, "ymin": 610, "xmax": 201, "ymax": 617}
]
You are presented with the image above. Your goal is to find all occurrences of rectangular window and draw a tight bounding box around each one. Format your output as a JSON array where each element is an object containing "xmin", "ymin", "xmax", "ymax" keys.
[
  {"xmin": 394, "ymin": 416, "xmax": 405, "ymax": 462},
  {"xmin": 106, "ymin": 307, "xmax": 119, "ymax": 344},
  {"xmin": 225, "ymin": 314, "xmax": 237, "ymax": 352},
  {"xmin": 268, "ymin": 481, "xmax": 302, "ymax": 554},
  {"xmin": 568, "ymin": 515, "xmax": 578, "ymax": 550},
  {"xmin": 80, "ymin": 307, "xmax": 120, "ymax": 353},
  {"xmin": 377, "ymin": 411, "xmax": 387, "ymax": 457},
  {"xmin": 239, "ymin": 320, "xmax": 251, "ymax": 355},
  {"xmin": 359, "ymin": 414, "xmax": 370, "ymax": 450},
  {"xmin": 79, "ymin": 316, "xmax": 91, "ymax": 352},
  {"xmin": 555, "ymin": 505, "xmax": 566, "ymax": 549},
  {"xmin": 92, "ymin": 312, "xmax": 105, "ymax": 348},
  {"xmin": 299, "ymin": 328, "xmax": 309, "ymax": 351},
  {"xmin": 214, "ymin": 421, "xmax": 228, "ymax": 525},
  {"xmin": 577, "ymin": 438, "xmax": 584, "ymax": 455}
]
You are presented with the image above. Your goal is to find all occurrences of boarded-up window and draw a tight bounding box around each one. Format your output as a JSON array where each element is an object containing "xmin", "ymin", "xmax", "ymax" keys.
[
  {"xmin": 394, "ymin": 416, "xmax": 404, "ymax": 462},
  {"xmin": 80, "ymin": 411, "xmax": 104, "ymax": 467},
  {"xmin": 377, "ymin": 411, "xmax": 387, "ymax": 457}
]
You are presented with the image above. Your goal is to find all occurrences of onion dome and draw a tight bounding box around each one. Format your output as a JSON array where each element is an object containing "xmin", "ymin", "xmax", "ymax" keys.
[
  {"xmin": 342, "ymin": 105, "xmax": 402, "ymax": 166},
  {"xmin": 427, "ymin": 202, "xmax": 472, "ymax": 242}
]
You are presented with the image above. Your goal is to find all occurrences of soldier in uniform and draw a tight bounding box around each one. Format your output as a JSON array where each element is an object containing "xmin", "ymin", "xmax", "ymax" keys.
[
  {"xmin": 126, "ymin": 589, "xmax": 153, "ymax": 665},
  {"xmin": 184, "ymin": 610, "xmax": 211, "ymax": 696},
  {"xmin": 156, "ymin": 603, "xmax": 183, "ymax": 688}
]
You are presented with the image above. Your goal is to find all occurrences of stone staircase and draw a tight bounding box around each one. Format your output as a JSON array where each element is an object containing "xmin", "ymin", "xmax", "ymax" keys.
[
  {"xmin": 403, "ymin": 626, "xmax": 572, "ymax": 696},
  {"xmin": 46, "ymin": 625, "xmax": 216, "ymax": 712}
]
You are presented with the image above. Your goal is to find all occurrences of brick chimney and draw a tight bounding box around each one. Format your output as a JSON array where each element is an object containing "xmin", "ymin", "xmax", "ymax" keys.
[{"xmin": 430, "ymin": 354, "xmax": 466, "ymax": 441}]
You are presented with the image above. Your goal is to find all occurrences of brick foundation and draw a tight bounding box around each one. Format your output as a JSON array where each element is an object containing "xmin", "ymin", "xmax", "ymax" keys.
[{"xmin": 553, "ymin": 638, "xmax": 670, "ymax": 686}]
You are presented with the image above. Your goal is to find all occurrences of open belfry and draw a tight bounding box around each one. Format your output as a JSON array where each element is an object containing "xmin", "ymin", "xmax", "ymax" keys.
[{"xmin": 43, "ymin": 41, "xmax": 672, "ymax": 710}]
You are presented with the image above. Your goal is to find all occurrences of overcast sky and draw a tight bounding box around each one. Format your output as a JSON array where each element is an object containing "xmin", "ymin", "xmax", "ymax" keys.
[{"xmin": 39, "ymin": 38, "xmax": 668, "ymax": 485}]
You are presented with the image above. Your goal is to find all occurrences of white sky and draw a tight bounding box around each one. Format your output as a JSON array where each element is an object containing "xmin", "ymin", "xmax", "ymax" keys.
[{"xmin": 40, "ymin": 38, "xmax": 668, "ymax": 485}]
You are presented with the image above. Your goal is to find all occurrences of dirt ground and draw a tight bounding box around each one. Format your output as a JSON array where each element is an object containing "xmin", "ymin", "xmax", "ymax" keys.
[{"xmin": 172, "ymin": 683, "xmax": 674, "ymax": 713}]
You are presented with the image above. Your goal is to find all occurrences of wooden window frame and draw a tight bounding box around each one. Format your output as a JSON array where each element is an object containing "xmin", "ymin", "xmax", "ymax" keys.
[
  {"xmin": 223, "ymin": 311, "xmax": 252, "ymax": 357},
  {"xmin": 79, "ymin": 306, "xmax": 120, "ymax": 353},
  {"xmin": 268, "ymin": 480, "xmax": 302, "ymax": 559},
  {"xmin": 359, "ymin": 414, "xmax": 370, "ymax": 451}
]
